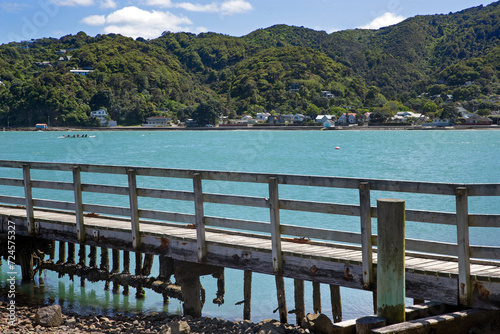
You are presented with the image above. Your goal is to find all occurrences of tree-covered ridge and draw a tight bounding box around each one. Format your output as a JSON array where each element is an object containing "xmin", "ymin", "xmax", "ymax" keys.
[
  {"xmin": 0, "ymin": 1, "xmax": 499, "ymax": 127},
  {"xmin": 225, "ymin": 47, "xmax": 367, "ymax": 113}
]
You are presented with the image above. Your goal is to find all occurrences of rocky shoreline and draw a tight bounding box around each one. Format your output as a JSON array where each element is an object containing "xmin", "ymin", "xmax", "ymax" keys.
[{"xmin": 0, "ymin": 302, "xmax": 311, "ymax": 334}]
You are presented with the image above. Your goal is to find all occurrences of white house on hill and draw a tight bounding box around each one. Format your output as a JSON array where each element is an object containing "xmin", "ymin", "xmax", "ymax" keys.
[{"xmin": 91, "ymin": 108, "xmax": 117, "ymax": 127}]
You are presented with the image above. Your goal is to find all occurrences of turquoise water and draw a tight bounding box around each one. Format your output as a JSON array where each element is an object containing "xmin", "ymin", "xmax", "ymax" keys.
[{"xmin": 0, "ymin": 129, "xmax": 499, "ymax": 322}]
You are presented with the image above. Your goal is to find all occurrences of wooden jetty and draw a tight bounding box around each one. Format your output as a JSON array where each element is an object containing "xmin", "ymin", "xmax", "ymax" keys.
[{"xmin": 0, "ymin": 160, "xmax": 499, "ymax": 328}]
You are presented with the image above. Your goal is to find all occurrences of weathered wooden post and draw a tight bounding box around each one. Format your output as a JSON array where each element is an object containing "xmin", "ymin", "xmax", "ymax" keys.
[
  {"xmin": 67, "ymin": 242, "xmax": 76, "ymax": 281},
  {"xmin": 142, "ymin": 253, "xmax": 154, "ymax": 276},
  {"xmin": 313, "ymin": 282, "xmax": 321, "ymax": 314},
  {"xmin": 376, "ymin": 198, "xmax": 405, "ymax": 324},
  {"xmin": 456, "ymin": 187, "xmax": 471, "ymax": 306},
  {"xmin": 112, "ymin": 249, "xmax": 120, "ymax": 294},
  {"xmin": 67, "ymin": 243, "xmax": 76, "ymax": 264},
  {"xmin": 22, "ymin": 164, "xmax": 35, "ymax": 235},
  {"xmin": 57, "ymin": 241, "xmax": 66, "ymax": 264},
  {"xmin": 135, "ymin": 252, "xmax": 145, "ymax": 298},
  {"xmin": 269, "ymin": 177, "xmax": 287, "ymax": 324},
  {"xmin": 73, "ymin": 166, "xmax": 85, "ymax": 243},
  {"xmin": 122, "ymin": 250, "xmax": 130, "ymax": 296},
  {"xmin": 128, "ymin": 169, "xmax": 141, "ymax": 250},
  {"xmin": 193, "ymin": 173, "xmax": 207, "ymax": 262},
  {"xmin": 294, "ymin": 279, "xmax": 305, "ymax": 325},
  {"xmin": 330, "ymin": 284, "xmax": 342, "ymax": 323},
  {"xmin": 359, "ymin": 182, "xmax": 373, "ymax": 289},
  {"xmin": 101, "ymin": 248, "xmax": 110, "ymax": 290},
  {"xmin": 243, "ymin": 270, "xmax": 252, "ymax": 321},
  {"xmin": 89, "ymin": 246, "xmax": 97, "ymax": 267},
  {"xmin": 78, "ymin": 244, "xmax": 86, "ymax": 287}
]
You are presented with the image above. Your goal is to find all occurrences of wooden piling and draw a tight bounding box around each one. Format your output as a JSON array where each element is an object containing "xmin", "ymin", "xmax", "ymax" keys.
[
  {"xmin": 78, "ymin": 244, "xmax": 86, "ymax": 287},
  {"xmin": 135, "ymin": 252, "xmax": 145, "ymax": 298},
  {"xmin": 275, "ymin": 275, "xmax": 287, "ymax": 324},
  {"xmin": 122, "ymin": 250, "xmax": 130, "ymax": 296},
  {"xmin": 376, "ymin": 198, "xmax": 406, "ymax": 324},
  {"xmin": 57, "ymin": 241, "xmax": 66, "ymax": 264},
  {"xmin": 89, "ymin": 246, "xmax": 97, "ymax": 268},
  {"xmin": 313, "ymin": 281, "xmax": 321, "ymax": 314},
  {"xmin": 19, "ymin": 251, "xmax": 34, "ymax": 281},
  {"xmin": 112, "ymin": 249, "xmax": 120, "ymax": 294},
  {"xmin": 294, "ymin": 279, "xmax": 305, "ymax": 326},
  {"xmin": 330, "ymin": 284, "xmax": 342, "ymax": 323},
  {"xmin": 158, "ymin": 255, "xmax": 174, "ymax": 281},
  {"xmin": 100, "ymin": 248, "xmax": 110, "ymax": 291},
  {"xmin": 243, "ymin": 270, "xmax": 252, "ymax": 321},
  {"xmin": 142, "ymin": 253, "xmax": 154, "ymax": 276},
  {"xmin": 67, "ymin": 243, "xmax": 76, "ymax": 264},
  {"xmin": 49, "ymin": 241, "xmax": 55, "ymax": 261}
]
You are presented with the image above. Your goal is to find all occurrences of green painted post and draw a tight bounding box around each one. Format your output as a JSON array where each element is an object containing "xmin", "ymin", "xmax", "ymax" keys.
[{"xmin": 376, "ymin": 198, "xmax": 406, "ymax": 324}]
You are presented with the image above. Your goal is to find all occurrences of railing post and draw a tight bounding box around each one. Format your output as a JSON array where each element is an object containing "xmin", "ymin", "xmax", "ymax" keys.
[
  {"xmin": 193, "ymin": 173, "xmax": 206, "ymax": 262},
  {"xmin": 456, "ymin": 187, "xmax": 471, "ymax": 306},
  {"xmin": 269, "ymin": 177, "xmax": 283, "ymax": 274},
  {"xmin": 22, "ymin": 164, "xmax": 35, "ymax": 235},
  {"xmin": 359, "ymin": 182, "xmax": 373, "ymax": 289},
  {"xmin": 127, "ymin": 169, "xmax": 140, "ymax": 250},
  {"xmin": 269, "ymin": 177, "xmax": 287, "ymax": 323},
  {"xmin": 376, "ymin": 198, "xmax": 406, "ymax": 324},
  {"xmin": 73, "ymin": 166, "xmax": 85, "ymax": 243}
]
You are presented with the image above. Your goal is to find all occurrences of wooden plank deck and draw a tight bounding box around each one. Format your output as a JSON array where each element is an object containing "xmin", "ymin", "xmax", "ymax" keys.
[{"xmin": 2, "ymin": 204, "xmax": 500, "ymax": 311}]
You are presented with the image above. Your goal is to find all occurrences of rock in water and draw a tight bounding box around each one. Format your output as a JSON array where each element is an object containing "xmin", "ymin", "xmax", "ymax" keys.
[
  {"xmin": 301, "ymin": 313, "xmax": 334, "ymax": 334},
  {"xmin": 34, "ymin": 305, "xmax": 63, "ymax": 327}
]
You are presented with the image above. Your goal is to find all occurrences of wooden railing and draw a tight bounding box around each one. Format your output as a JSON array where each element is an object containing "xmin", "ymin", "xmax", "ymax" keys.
[{"xmin": 0, "ymin": 160, "xmax": 499, "ymax": 306}]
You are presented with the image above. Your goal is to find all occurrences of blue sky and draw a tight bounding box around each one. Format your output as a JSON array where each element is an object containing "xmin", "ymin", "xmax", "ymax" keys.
[{"xmin": 0, "ymin": 0, "xmax": 496, "ymax": 45}]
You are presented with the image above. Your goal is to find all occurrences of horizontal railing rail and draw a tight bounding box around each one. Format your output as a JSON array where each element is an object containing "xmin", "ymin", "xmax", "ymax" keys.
[{"xmin": 0, "ymin": 160, "xmax": 499, "ymax": 306}]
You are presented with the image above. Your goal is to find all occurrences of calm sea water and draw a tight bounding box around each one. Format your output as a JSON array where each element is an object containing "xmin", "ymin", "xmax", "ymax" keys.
[{"xmin": 0, "ymin": 129, "xmax": 499, "ymax": 323}]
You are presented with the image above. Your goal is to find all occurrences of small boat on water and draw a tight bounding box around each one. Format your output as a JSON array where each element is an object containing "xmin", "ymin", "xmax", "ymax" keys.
[{"xmin": 58, "ymin": 134, "xmax": 95, "ymax": 139}]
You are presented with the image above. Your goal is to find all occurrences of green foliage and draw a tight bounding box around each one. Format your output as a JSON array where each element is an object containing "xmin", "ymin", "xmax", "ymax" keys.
[{"xmin": 1, "ymin": 2, "xmax": 500, "ymax": 127}]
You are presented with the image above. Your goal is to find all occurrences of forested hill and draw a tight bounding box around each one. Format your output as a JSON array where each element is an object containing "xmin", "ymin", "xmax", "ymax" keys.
[{"xmin": 0, "ymin": 2, "xmax": 499, "ymax": 127}]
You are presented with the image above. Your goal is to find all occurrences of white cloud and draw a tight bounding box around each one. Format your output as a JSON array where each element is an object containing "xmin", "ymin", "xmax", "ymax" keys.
[
  {"xmin": 81, "ymin": 6, "xmax": 194, "ymax": 39},
  {"xmin": 81, "ymin": 14, "xmax": 106, "ymax": 25},
  {"xmin": 359, "ymin": 12, "xmax": 406, "ymax": 30},
  {"xmin": 145, "ymin": 0, "xmax": 174, "ymax": 7},
  {"xmin": 220, "ymin": 0, "xmax": 252, "ymax": 15},
  {"xmin": 99, "ymin": 0, "xmax": 117, "ymax": 9},
  {"xmin": 0, "ymin": 2, "xmax": 30, "ymax": 12},
  {"xmin": 176, "ymin": 2, "xmax": 219, "ymax": 13},
  {"xmin": 145, "ymin": 0, "xmax": 252, "ymax": 15},
  {"xmin": 52, "ymin": 0, "xmax": 94, "ymax": 6}
]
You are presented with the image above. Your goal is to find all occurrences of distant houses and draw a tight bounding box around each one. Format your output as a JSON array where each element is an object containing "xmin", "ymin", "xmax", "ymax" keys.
[
  {"xmin": 142, "ymin": 116, "xmax": 171, "ymax": 127},
  {"xmin": 70, "ymin": 69, "xmax": 94, "ymax": 76},
  {"xmin": 338, "ymin": 113, "xmax": 357, "ymax": 125},
  {"xmin": 90, "ymin": 108, "xmax": 116, "ymax": 127}
]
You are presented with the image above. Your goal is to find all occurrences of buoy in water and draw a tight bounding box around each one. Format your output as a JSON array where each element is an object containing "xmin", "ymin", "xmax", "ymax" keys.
[{"xmin": 335, "ymin": 146, "xmax": 340, "ymax": 150}]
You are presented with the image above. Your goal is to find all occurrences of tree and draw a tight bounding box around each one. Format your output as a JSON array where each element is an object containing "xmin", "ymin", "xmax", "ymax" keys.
[
  {"xmin": 423, "ymin": 102, "xmax": 438, "ymax": 114},
  {"xmin": 192, "ymin": 101, "xmax": 220, "ymax": 126}
]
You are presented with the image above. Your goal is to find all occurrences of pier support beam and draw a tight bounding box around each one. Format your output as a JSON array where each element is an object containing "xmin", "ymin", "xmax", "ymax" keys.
[
  {"xmin": 243, "ymin": 270, "xmax": 252, "ymax": 321},
  {"xmin": 313, "ymin": 282, "xmax": 321, "ymax": 314},
  {"xmin": 294, "ymin": 279, "xmax": 305, "ymax": 325},
  {"xmin": 330, "ymin": 284, "xmax": 342, "ymax": 323},
  {"xmin": 376, "ymin": 199, "xmax": 406, "ymax": 324},
  {"xmin": 174, "ymin": 261, "xmax": 224, "ymax": 318}
]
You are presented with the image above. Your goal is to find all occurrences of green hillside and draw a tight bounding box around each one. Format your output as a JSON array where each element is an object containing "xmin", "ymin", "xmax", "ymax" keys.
[{"xmin": 0, "ymin": 2, "xmax": 499, "ymax": 127}]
